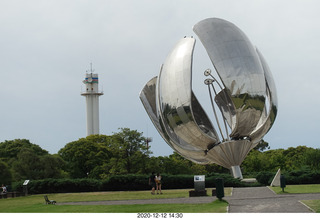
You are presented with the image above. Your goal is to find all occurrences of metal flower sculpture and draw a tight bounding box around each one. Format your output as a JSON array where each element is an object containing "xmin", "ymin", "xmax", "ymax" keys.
[{"xmin": 139, "ymin": 18, "xmax": 278, "ymax": 178}]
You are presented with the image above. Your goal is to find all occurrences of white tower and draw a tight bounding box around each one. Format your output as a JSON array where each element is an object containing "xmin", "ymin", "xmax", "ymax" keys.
[{"xmin": 81, "ymin": 64, "xmax": 103, "ymax": 136}]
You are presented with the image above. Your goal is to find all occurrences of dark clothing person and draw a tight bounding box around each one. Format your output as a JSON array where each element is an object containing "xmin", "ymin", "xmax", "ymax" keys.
[{"xmin": 149, "ymin": 172, "xmax": 156, "ymax": 194}]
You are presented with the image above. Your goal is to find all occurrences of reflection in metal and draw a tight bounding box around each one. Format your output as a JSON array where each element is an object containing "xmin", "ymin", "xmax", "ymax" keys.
[{"xmin": 139, "ymin": 18, "xmax": 278, "ymax": 179}]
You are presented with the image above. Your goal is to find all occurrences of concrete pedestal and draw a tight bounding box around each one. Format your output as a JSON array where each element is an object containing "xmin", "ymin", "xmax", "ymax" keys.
[{"xmin": 189, "ymin": 190, "xmax": 207, "ymax": 197}]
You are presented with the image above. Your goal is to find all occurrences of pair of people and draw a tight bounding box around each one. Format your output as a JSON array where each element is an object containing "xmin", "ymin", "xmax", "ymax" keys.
[{"xmin": 149, "ymin": 172, "xmax": 162, "ymax": 195}]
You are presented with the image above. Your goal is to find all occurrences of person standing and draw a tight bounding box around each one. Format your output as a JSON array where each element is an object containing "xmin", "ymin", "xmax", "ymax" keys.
[
  {"xmin": 155, "ymin": 173, "xmax": 162, "ymax": 194},
  {"xmin": 149, "ymin": 172, "xmax": 156, "ymax": 195},
  {"xmin": 1, "ymin": 184, "xmax": 7, "ymax": 195}
]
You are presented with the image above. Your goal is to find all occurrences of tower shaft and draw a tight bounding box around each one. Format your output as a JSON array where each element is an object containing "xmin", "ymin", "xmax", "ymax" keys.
[{"xmin": 81, "ymin": 72, "xmax": 103, "ymax": 136}]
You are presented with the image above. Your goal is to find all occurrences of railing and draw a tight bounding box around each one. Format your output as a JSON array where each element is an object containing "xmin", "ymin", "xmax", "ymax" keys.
[{"xmin": 81, "ymin": 90, "xmax": 104, "ymax": 96}]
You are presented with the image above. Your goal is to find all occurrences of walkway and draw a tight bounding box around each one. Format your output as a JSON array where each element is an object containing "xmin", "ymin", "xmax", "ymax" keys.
[
  {"xmin": 57, "ymin": 196, "xmax": 216, "ymax": 206},
  {"xmin": 57, "ymin": 187, "xmax": 320, "ymax": 213},
  {"xmin": 225, "ymin": 187, "xmax": 319, "ymax": 213}
]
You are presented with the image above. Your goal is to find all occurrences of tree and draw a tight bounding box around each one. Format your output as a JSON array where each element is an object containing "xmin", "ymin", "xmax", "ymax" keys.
[
  {"xmin": 282, "ymin": 146, "xmax": 310, "ymax": 170},
  {"xmin": 0, "ymin": 139, "xmax": 48, "ymax": 163},
  {"xmin": 11, "ymin": 148, "xmax": 66, "ymax": 181},
  {"xmin": 166, "ymin": 152, "xmax": 194, "ymax": 174},
  {"xmin": 0, "ymin": 139, "xmax": 65, "ymax": 181},
  {"xmin": 254, "ymin": 139, "xmax": 270, "ymax": 151},
  {"xmin": 303, "ymin": 148, "xmax": 320, "ymax": 170},
  {"xmin": 58, "ymin": 135, "xmax": 113, "ymax": 178},
  {"xmin": 242, "ymin": 145, "xmax": 320, "ymax": 174},
  {"xmin": 242, "ymin": 150, "xmax": 267, "ymax": 172},
  {"xmin": 0, "ymin": 160, "xmax": 12, "ymax": 184},
  {"xmin": 12, "ymin": 147, "xmax": 43, "ymax": 180},
  {"xmin": 59, "ymin": 129, "xmax": 152, "ymax": 178},
  {"xmin": 264, "ymin": 149, "xmax": 286, "ymax": 171},
  {"xmin": 204, "ymin": 163, "xmax": 229, "ymax": 174},
  {"xmin": 107, "ymin": 128, "xmax": 151, "ymax": 175},
  {"xmin": 39, "ymin": 154, "xmax": 67, "ymax": 179}
]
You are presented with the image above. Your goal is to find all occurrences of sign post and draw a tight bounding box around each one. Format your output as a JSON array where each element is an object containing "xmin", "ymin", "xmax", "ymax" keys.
[
  {"xmin": 23, "ymin": 180, "xmax": 30, "ymax": 196},
  {"xmin": 189, "ymin": 175, "xmax": 207, "ymax": 197}
]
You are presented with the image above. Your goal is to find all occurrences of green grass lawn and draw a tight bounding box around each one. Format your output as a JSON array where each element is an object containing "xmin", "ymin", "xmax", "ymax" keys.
[
  {"xmin": 268, "ymin": 184, "xmax": 320, "ymax": 194},
  {"xmin": 269, "ymin": 184, "xmax": 320, "ymax": 213},
  {"xmin": 0, "ymin": 188, "xmax": 231, "ymax": 213},
  {"xmin": 301, "ymin": 200, "xmax": 320, "ymax": 213}
]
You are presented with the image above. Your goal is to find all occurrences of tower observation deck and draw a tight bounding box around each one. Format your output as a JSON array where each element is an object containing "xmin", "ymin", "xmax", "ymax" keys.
[{"xmin": 81, "ymin": 66, "xmax": 103, "ymax": 136}]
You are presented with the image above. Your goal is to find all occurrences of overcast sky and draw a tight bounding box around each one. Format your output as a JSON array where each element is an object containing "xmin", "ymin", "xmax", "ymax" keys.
[{"xmin": 1, "ymin": 0, "xmax": 319, "ymax": 157}]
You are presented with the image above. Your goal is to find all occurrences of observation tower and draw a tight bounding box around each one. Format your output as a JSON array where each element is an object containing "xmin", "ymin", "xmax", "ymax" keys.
[{"xmin": 81, "ymin": 64, "xmax": 103, "ymax": 136}]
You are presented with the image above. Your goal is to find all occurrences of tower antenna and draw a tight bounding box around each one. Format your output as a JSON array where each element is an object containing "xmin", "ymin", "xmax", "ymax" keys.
[{"xmin": 86, "ymin": 62, "xmax": 95, "ymax": 74}]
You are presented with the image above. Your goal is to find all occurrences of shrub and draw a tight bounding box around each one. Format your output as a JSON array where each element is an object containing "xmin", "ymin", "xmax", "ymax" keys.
[
  {"xmin": 101, "ymin": 174, "xmax": 149, "ymax": 191},
  {"xmin": 9, "ymin": 173, "xmax": 265, "ymax": 194},
  {"xmin": 161, "ymin": 174, "xmax": 194, "ymax": 189},
  {"xmin": 256, "ymin": 169, "xmax": 320, "ymax": 185},
  {"xmin": 256, "ymin": 171, "xmax": 274, "ymax": 185},
  {"xmin": 285, "ymin": 169, "xmax": 320, "ymax": 184},
  {"xmin": 11, "ymin": 180, "xmax": 24, "ymax": 193},
  {"xmin": 206, "ymin": 173, "xmax": 251, "ymax": 187}
]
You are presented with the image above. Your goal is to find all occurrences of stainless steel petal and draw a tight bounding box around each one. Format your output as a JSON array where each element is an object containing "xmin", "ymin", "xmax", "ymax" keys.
[
  {"xmin": 206, "ymin": 140, "xmax": 253, "ymax": 169},
  {"xmin": 249, "ymin": 48, "xmax": 278, "ymax": 143},
  {"xmin": 256, "ymin": 48, "xmax": 278, "ymax": 112},
  {"xmin": 139, "ymin": 77, "xmax": 159, "ymax": 128},
  {"xmin": 158, "ymin": 37, "xmax": 219, "ymax": 152},
  {"xmin": 139, "ymin": 76, "xmax": 213, "ymax": 164},
  {"xmin": 214, "ymin": 88, "xmax": 236, "ymax": 129},
  {"xmin": 193, "ymin": 18, "xmax": 267, "ymax": 138}
]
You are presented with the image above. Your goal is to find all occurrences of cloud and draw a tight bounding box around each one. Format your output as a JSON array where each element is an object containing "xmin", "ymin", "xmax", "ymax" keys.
[{"xmin": 0, "ymin": 0, "xmax": 319, "ymax": 157}]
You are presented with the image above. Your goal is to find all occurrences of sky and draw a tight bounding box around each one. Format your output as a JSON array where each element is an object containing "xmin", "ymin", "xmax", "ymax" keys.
[{"xmin": 0, "ymin": 0, "xmax": 320, "ymax": 157}]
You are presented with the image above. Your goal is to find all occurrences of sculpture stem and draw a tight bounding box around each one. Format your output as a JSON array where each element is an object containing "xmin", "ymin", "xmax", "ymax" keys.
[{"xmin": 231, "ymin": 166, "xmax": 243, "ymax": 179}]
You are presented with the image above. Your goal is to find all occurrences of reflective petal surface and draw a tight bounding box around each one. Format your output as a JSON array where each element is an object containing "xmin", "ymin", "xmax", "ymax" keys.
[
  {"xmin": 193, "ymin": 18, "xmax": 267, "ymax": 138},
  {"xmin": 139, "ymin": 17, "xmax": 278, "ymax": 178},
  {"xmin": 158, "ymin": 37, "xmax": 219, "ymax": 152}
]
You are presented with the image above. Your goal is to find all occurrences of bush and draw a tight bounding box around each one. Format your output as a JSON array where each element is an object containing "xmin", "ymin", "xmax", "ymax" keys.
[
  {"xmin": 11, "ymin": 180, "xmax": 24, "ymax": 193},
  {"xmin": 285, "ymin": 169, "xmax": 320, "ymax": 184},
  {"xmin": 10, "ymin": 175, "xmax": 151, "ymax": 194},
  {"xmin": 255, "ymin": 169, "xmax": 320, "ymax": 185},
  {"xmin": 101, "ymin": 174, "xmax": 149, "ymax": 191},
  {"xmin": 9, "ymin": 173, "xmax": 265, "ymax": 194},
  {"xmin": 161, "ymin": 175, "xmax": 194, "ymax": 189},
  {"xmin": 256, "ymin": 171, "xmax": 275, "ymax": 185},
  {"xmin": 12, "ymin": 178, "xmax": 104, "ymax": 194},
  {"xmin": 206, "ymin": 173, "xmax": 253, "ymax": 187}
]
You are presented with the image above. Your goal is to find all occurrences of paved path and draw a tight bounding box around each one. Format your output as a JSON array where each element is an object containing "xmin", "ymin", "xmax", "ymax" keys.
[
  {"xmin": 57, "ymin": 196, "xmax": 216, "ymax": 206},
  {"xmin": 225, "ymin": 187, "xmax": 319, "ymax": 213},
  {"xmin": 57, "ymin": 187, "xmax": 320, "ymax": 213}
]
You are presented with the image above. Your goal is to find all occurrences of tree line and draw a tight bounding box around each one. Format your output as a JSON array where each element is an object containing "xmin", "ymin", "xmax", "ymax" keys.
[
  {"xmin": 0, "ymin": 127, "xmax": 319, "ymax": 185},
  {"xmin": 242, "ymin": 145, "xmax": 320, "ymax": 173}
]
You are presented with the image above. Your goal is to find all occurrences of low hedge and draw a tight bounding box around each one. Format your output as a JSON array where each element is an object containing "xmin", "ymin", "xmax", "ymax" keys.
[
  {"xmin": 12, "ymin": 178, "xmax": 102, "ymax": 194},
  {"xmin": 256, "ymin": 169, "xmax": 320, "ymax": 185},
  {"xmin": 11, "ymin": 173, "xmax": 254, "ymax": 194},
  {"xmin": 101, "ymin": 174, "xmax": 149, "ymax": 191},
  {"xmin": 285, "ymin": 169, "xmax": 320, "ymax": 184},
  {"xmin": 206, "ymin": 173, "xmax": 250, "ymax": 187}
]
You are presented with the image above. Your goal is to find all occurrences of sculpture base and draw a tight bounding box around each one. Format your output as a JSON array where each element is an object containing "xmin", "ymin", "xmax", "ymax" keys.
[
  {"xmin": 270, "ymin": 168, "xmax": 281, "ymax": 186},
  {"xmin": 189, "ymin": 190, "xmax": 207, "ymax": 197},
  {"xmin": 212, "ymin": 189, "xmax": 216, "ymax": 196}
]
